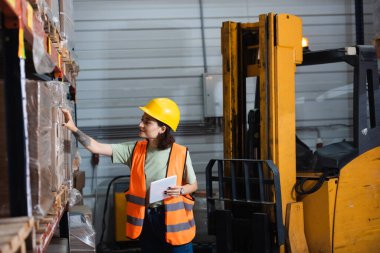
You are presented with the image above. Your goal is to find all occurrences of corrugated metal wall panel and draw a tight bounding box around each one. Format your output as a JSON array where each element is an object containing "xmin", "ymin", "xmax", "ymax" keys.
[{"xmin": 73, "ymin": 0, "xmax": 377, "ymax": 210}]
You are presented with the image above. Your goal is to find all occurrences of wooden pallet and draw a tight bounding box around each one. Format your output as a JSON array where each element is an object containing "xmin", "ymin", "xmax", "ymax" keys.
[
  {"xmin": 51, "ymin": 184, "xmax": 69, "ymax": 213},
  {"xmin": 0, "ymin": 217, "xmax": 34, "ymax": 253},
  {"xmin": 34, "ymin": 184, "xmax": 69, "ymax": 253},
  {"xmin": 34, "ymin": 206, "xmax": 66, "ymax": 253}
]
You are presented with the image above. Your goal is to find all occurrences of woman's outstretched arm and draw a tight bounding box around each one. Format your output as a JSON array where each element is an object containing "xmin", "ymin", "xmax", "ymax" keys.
[{"xmin": 62, "ymin": 108, "xmax": 113, "ymax": 157}]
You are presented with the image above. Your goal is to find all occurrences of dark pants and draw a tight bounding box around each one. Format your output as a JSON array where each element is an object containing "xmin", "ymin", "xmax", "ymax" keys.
[{"xmin": 139, "ymin": 206, "xmax": 193, "ymax": 253}]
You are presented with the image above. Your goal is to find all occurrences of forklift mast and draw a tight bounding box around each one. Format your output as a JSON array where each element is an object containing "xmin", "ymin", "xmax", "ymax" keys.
[{"xmin": 222, "ymin": 13, "xmax": 302, "ymax": 226}]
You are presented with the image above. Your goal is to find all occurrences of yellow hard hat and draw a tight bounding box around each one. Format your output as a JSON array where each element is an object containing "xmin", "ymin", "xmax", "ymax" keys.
[{"xmin": 139, "ymin": 98, "xmax": 180, "ymax": 131}]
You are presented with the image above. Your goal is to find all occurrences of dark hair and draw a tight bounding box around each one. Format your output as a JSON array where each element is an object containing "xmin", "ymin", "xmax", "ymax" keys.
[{"xmin": 156, "ymin": 120, "xmax": 175, "ymax": 150}]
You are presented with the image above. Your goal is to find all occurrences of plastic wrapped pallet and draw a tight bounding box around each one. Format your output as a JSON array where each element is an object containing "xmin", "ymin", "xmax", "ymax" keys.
[
  {"xmin": 49, "ymin": 0, "xmax": 60, "ymax": 31},
  {"xmin": 31, "ymin": 0, "xmax": 60, "ymax": 30},
  {"xmin": 0, "ymin": 80, "xmax": 10, "ymax": 217},
  {"xmin": 26, "ymin": 80, "xmax": 55, "ymax": 216},
  {"xmin": 69, "ymin": 213, "xmax": 96, "ymax": 253},
  {"xmin": 59, "ymin": 0, "xmax": 75, "ymax": 53},
  {"xmin": 59, "ymin": 0, "xmax": 74, "ymax": 25},
  {"xmin": 32, "ymin": 4, "xmax": 56, "ymax": 75}
]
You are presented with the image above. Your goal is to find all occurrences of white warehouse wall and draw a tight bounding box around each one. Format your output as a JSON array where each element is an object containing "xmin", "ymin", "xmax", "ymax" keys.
[{"xmin": 72, "ymin": 0, "xmax": 377, "ymax": 219}]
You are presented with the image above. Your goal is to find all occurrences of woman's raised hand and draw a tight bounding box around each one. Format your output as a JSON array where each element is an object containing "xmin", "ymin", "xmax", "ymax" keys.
[{"xmin": 61, "ymin": 108, "xmax": 78, "ymax": 132}]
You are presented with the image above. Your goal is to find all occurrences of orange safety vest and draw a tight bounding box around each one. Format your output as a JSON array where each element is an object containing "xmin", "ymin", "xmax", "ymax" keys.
[{"xmin": 125, "ymin": 140, "xmax": 196, "ymax": 245}]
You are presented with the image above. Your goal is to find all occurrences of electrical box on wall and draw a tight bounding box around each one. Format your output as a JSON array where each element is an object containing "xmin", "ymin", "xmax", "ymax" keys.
[{"xmin": 203, "ymin": 73, "xmax": 223, "ymax": 117}]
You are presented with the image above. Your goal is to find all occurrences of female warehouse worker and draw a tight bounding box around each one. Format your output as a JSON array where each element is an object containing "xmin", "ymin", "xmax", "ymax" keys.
[{"xmin": 62, "ymin": 98, "xmax": 197, "ymax": 253}]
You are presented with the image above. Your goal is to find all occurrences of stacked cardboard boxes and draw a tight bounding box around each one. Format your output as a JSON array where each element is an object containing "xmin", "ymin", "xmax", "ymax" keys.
[
  {"xmin": 26, "ymin": 80, "xmax": 75, "ymax": 216},
  {"xmin": 26, "ymin": 80, "xmax": 55, "ymax": 216}
]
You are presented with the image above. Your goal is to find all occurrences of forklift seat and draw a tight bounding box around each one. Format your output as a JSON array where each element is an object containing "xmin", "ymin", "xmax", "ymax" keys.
[{"xmin": 313, "ymin": 141, "xmax": 358, "ymax": 172}]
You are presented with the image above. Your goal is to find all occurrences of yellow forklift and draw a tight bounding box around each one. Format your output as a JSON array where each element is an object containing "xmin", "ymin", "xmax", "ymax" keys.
[{"xmin": 205, "ymin": 13, "xmax": 380, "ymax": 252}]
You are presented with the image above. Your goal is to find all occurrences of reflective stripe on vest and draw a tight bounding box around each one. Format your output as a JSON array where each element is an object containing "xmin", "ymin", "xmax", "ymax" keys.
[
  {"xmin": 126, "ymin": 195, "xmax": 146, "ymax": 206},
  {"xmin": 125, "ymin": 141, "xmax": 196, "ymax": 245},
  {"xmin": 165, "ymin": 201, "xmax": 194, "ymax": 212},
  {"xmin": 167, "ymin": 219, "xmax": 196, "ymax": 232},
  {"xmin": 127, "ymin": 215, "xmax": 144, "ymax": 226}
]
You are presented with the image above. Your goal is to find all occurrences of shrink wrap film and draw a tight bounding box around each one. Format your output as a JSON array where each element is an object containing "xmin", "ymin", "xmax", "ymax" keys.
[
  {"xmin": 48, "ymin": 81, "xmax": 73, "ymax": 190},
  {"xmin": 59, "ymin": 0, "xmax": 75, "ymax": 58},
  {"xmin": 69, "ymin": 213, "xmax": 96, "ymax": 252},
  {"xmin": 32, "ymin": 0, "xmax": 60, "ymax": 29},
  {"xmin": 26, "ymin": 80, "xmax": 55, "ymax": 216},
  {"xmin": 32, "ymin": 1, "xmax": 56, "ymax": 75}
]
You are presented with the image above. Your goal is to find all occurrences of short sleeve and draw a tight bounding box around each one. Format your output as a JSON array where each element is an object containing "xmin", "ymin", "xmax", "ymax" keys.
[
  {"xmin": 184, "ymin": 151, "xmax": 197, "ymax": 184},
  {"xmin": 110, "ymin": 141, "xmax": 136, "ymax": 167}
]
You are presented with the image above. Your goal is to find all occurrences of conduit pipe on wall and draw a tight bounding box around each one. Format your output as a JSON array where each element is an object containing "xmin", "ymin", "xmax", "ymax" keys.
[
  {"xmin": 355, "ymin": 0, "xmax": 364, "ymax": 45},
  {"xmin": 199, "ymin": 0, "xmax": 208, "ymax": 73}
]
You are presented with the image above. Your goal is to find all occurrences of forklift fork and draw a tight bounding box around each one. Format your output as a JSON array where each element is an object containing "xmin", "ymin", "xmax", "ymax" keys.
[{"xmin": 206, "ymin": 159, "xmax": 284, "ymax": 253}]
